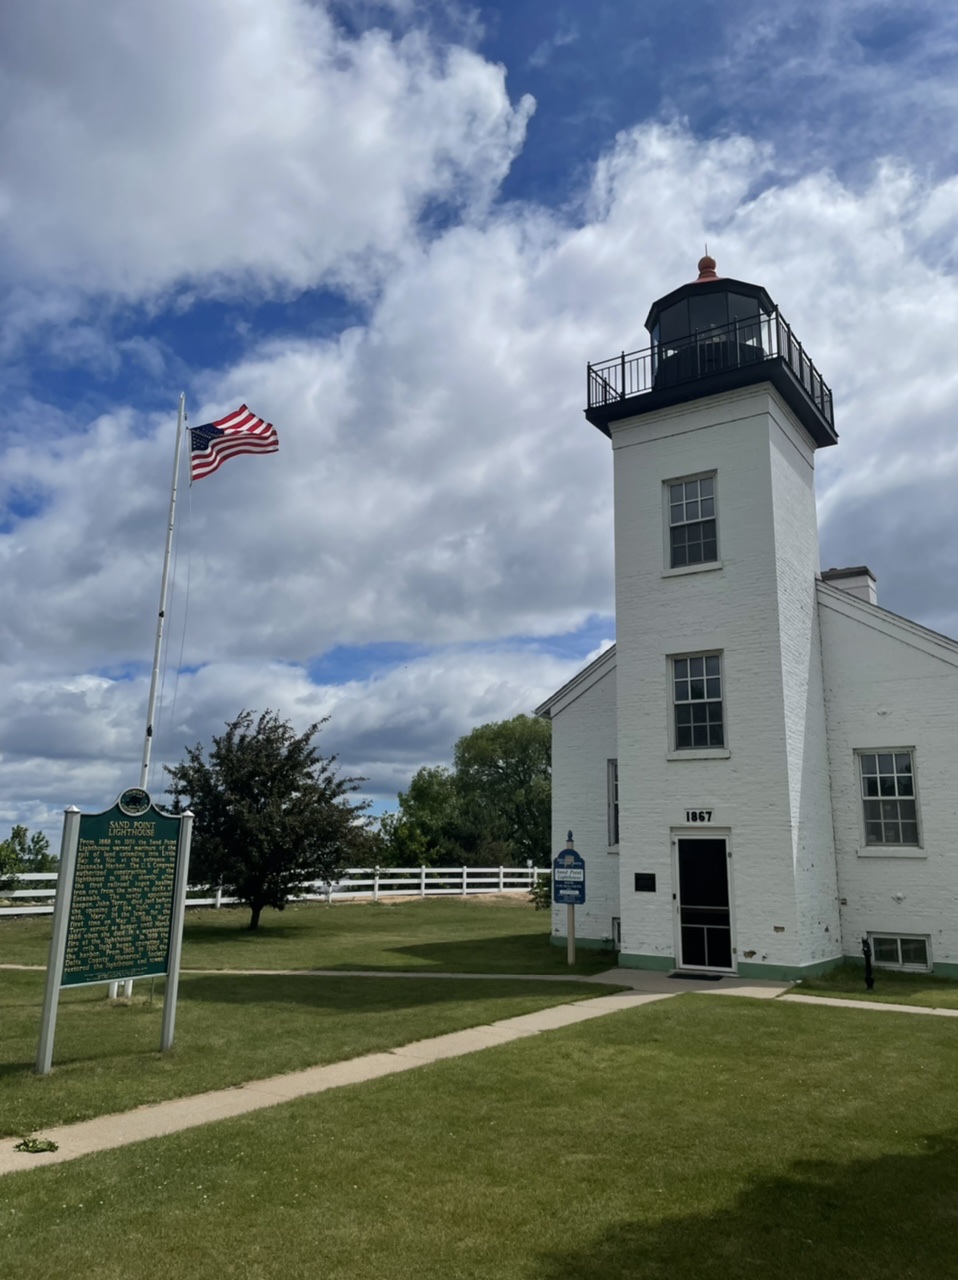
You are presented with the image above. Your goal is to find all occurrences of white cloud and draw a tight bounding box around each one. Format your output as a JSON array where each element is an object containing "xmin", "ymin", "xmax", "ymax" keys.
[
  {"xmin": 529, "ymin": 25, "xmax": 579, "ymax": 69},
  {"xmin": 698, "ymin": 0, "xmax": 958, "ymax": 181},
  {"xmin": 4, "ymin": 5, "xmax": 958, "ymax": 838},
  {"xmin": 0, "ymin": 0, "xmax": 533, "ymax": 315},
  {"xmin": 1, "ymin": 644, "xmax": 607, "ymax": 841}
]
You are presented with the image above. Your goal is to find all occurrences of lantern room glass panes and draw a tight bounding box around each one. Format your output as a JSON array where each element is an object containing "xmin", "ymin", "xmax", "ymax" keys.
[
  {"xmin": 669, "ymin": 475, "xmax": 717, "ymax": 568},
  {"xmin": 688, "ymin": 292, "xmax": 728, "ymax": 332},
  {"xmin": 673, "ymin": 654, "xmax": 724, "ymax": 749},
  {"xmin": 859, "ymin": 752, "xmax": 919, "ymax": 845},
  {"xmin": 658, "ymin": 299, "xmax": 690, "ymax": 344}
]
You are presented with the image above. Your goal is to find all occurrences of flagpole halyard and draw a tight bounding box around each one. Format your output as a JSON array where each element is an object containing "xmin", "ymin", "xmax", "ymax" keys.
[{"xmin": 141, "ymin": 392, "xmax": 186, "ymax": 792}]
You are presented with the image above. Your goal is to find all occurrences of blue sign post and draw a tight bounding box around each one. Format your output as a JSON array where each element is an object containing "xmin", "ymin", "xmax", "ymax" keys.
[{"xmin": 553, "ymin": 831, "xmax": 586, "ymax": 965}]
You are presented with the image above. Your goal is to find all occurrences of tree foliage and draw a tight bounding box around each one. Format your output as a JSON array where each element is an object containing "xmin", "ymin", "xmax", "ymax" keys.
[
  {"xmin": 381, "ymin": 715, "xmax": 551, "ymax": 867},
  {"xmin": 0, "ymin": 825, "xmax": 55, "ymax": 892},
  {"xmin": 454, "ymin": 715, "xmax": 552, "ymax": 865},
  {"xmin": 165, "ymin": 709, "xmax": 369, "ymax": 929},
  {"xmin": 379, "ymin": 766, "xmax": 473, "ymax": 865}
]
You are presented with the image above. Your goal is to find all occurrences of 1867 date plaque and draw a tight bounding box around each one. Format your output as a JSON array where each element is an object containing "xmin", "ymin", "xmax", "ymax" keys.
[{"xmin": 61, "ymin": 794, "xmax": 181, "ymax": 987}]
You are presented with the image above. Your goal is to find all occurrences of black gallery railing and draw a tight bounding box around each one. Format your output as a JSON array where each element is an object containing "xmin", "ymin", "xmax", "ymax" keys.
[{"xmin": 587, "ymin": 312, "xmax": 833, "ymax": 427}]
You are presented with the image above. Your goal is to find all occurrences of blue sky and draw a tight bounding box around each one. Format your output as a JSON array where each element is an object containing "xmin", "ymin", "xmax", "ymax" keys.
[{"xmin": 3, "ymin": 0, "xmax": 958, "ymax": 835}]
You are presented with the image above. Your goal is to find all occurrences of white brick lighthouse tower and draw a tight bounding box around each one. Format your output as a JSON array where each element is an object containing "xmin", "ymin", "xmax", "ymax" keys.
[{"xmin": 542, "ymin": 257, "xmax": 845, "ymax": 980}]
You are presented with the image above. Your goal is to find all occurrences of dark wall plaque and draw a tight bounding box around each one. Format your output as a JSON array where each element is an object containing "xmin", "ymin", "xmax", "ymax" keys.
[
  {"xmin": 634, "ymin": 873, "xmax": 657, "ymax": 892},
  {"xmin": 61, "ymin": 800, "xmax": 181, "ymax": 987}
]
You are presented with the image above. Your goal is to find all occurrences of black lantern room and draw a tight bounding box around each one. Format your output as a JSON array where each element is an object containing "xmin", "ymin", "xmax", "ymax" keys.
[
  {"xmin": 646, "ymin": 255, "xmax": 774, "ymax": 389},
  {"xmin": 585, "ymin": 256, "xmax": 837, "ymax": 448}
]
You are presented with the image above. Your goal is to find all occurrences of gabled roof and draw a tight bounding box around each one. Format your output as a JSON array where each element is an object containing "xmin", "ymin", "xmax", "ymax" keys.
[
  {"xmin": 537, "ymin": 585, "xmax": 958, "ymax": 723},
  {"xmin": 535, "ymin": 643, "xmax": 617, "ymax": 719},
  {"xmin": 816, "ymin": 579, "xmax": 958, "ymax": 668}
]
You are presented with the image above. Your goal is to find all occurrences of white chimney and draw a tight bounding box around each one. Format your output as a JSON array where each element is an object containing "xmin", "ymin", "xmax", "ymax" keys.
[{"xmin": 820, "ymin": 565, "xmax": 877, "ymax": 606}]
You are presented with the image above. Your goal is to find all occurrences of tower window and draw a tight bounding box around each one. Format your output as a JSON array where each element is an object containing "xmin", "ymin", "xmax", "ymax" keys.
[
  {"xmin": 672, "ymin": 654, "xmax": 724, "ymax": 749},
  {"xmin": 668, "ymin": 474, "xmax": 717, "ymax": 568},
  {"xmin": 858, "ymin": 751, "xmax": 920, "ymax": 845}
]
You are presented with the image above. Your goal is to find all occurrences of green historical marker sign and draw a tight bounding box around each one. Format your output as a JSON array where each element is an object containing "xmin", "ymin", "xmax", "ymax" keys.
[
  {"xmin": 37, "ymin": 791, "xmax": 194, "ymax": 1074},
  {"xmin": 62, "ymin": 789, "xmax": 182, "ymax": 987}
]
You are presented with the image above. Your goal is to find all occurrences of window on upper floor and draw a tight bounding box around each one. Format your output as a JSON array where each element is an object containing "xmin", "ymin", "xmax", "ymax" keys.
[
  {"xmin": 672, "ymin": 654, "xmax": 724, "ymax": 749},
  {"xmin": 607, "ymin": 759, "xmax": 619, "ymax": 847},
  {"xmin": 858, "ymin": 751, "xmax": 920, "ymax": 846},
  {"xmin": 667, "ymin": 473, "xmax": 717, "ymax": 569}
]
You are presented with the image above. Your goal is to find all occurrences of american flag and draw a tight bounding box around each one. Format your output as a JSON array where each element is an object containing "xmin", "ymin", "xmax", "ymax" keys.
[{"xmin": 189, "ymin": 405, "xmax": 279, "ymax": 481}]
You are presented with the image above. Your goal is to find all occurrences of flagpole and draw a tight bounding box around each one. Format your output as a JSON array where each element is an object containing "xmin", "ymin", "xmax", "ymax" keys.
[
  {"xmin": 111, "ymin": 394, "xmax": 187, "ymax": 1003},
  {"xmin": 140, "ymin": 392, "xmax": 187, "ymax": 791}
]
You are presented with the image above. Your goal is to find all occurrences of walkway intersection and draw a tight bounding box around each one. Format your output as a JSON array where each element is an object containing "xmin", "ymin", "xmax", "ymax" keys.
[{"xmin": 4, "ymin": 966, "xmax": 951, "ymax": 1177}]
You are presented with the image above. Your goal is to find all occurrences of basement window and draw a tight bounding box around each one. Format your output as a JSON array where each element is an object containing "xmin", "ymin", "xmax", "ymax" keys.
[{"xmin": 869, "ymin": 934, "xmax": 930, "ymax": 972}]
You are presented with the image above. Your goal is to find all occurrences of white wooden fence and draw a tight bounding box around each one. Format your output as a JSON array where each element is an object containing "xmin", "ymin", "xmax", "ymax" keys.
[{"xmin": 1, "ymin": 865, "xmax": 549, "ymax": 917}]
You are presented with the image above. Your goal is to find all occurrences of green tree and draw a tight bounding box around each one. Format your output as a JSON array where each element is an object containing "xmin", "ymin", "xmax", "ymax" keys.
[
  {"xmin": 0, "ymin": 839, "xmax": 17, "ymax": 895},
  {"xmin": 379, "ymin": 766, "xmax": 472, "ymax": 866},
  {"xmin": 454, "ymin": 715, "xmax": 552, "ymax": 865},
  {"xmin": 0, "ymin": 825, "xmax": 56, "ymax": 892},
  {"xmin": 165, "ymin": 709, "xmax": 369, "ymax": 929},
  {"xmin": 382, "ymin": 714, "xmax": 552, "ymax": 867}
]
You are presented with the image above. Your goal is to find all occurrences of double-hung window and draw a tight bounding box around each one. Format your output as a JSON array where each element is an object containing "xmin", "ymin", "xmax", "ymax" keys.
[
  {"xmin": 858, "ymin": 751, "xmax": 919, "ymax": 845},
  {"xmin": 673, "ymin": 654, "xmax": 724, "ymax": 749},
  {"xmin": 668, "ymin": 474, "xmax": 717, "ymax": 568}
]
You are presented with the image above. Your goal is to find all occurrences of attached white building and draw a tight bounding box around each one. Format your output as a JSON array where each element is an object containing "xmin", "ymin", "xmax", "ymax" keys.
[{"xmin": 537, "ymin": 257, "xmax": 958, "ymax": 981}]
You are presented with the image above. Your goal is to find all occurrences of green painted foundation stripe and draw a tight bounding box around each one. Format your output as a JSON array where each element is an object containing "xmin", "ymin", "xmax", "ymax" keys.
[
  {"xmin": 614, "ymin": 955, "xmax": 843, "ymax": 981},
  {"xmin": 840, "ymin": 954, "xmax": 958, "ymax": 980},
  {"xmin": 737, "ymin": 956, "xmax": 841, "ymax": 982}
]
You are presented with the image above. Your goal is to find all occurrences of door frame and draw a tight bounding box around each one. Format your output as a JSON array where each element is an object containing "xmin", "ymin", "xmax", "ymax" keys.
[{"xmin": 670, "ymin": 830, "xmax": 737, "ymax": 973}]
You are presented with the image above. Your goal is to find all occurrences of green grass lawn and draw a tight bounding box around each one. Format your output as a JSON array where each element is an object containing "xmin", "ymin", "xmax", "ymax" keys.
[
  {"xmin": 4, "ymin": 996, "xmax": 958, "ymax": 1279},
  {"xmin": 797, "ymin": 960, "xmax": 958, "ymax": 1009},
  {"xmin": 1, "ymin": 896, "xmax": 612, "ymax": 974},
  {"xmin": 0, "ymin": 967, "xmax": 608, "ymax": 1139}
]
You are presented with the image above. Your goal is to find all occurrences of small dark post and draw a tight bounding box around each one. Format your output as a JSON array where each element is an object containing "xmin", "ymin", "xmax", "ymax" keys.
[{"xmin": 862, "ymin": 936, "xmax": 875, "ymax": 990}]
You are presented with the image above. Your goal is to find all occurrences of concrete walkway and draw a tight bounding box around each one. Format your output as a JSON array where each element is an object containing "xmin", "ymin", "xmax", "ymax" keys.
[
  {"xmin": 0, "ymin": 968, "xmax": 789, "ymax": 1176},
  {"xmin": 0, "ymin": 988, "xmax": 670, "ymax": 1177},
  {"xmin": 0, "ymin": 965, "xmax": 788, "ymax": 994},
  {"xmin": 781, "ymin": 992, "xmax": 958, "ymax": 1018},
  {"xmin": 9, "ymin": 967, "xmax": 944, "ymax": 1178},
  {"xmin": 181, "ymin": 967, "xmax": 791, "ymax": 997}
]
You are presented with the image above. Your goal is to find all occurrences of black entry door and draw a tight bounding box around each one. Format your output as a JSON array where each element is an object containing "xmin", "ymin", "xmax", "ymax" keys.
[{"xmin": 677, "ymin": 838, "xmax": 732, "ymax": 970}]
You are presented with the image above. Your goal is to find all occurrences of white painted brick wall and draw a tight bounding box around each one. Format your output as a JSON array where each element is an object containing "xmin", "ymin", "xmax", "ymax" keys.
[
  {"xmin": 548, "ymin": 661, "xmax": 621, "ymax": 945},
  {"xmin": 768, "ymin": 411, "xmax": 842, "ymax": 963},
  {"xmin": 819, "ymin": 586, "xmax": 958, "ymax": 967},
  {"xmin": 610, "ymin": 385, "xmax": 840, "ymax": 971}
]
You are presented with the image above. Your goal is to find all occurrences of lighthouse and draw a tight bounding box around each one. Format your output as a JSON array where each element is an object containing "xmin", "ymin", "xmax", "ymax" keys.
[
  {"xmin": 542, "ymin": 257, "xmax": 958, "ymax": 980},
  {"xmin": 540, "ymin": 257, "xmax": 846, "ymax": 979}
]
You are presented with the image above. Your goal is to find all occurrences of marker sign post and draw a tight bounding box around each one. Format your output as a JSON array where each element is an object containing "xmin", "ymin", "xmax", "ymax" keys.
[
  {"xmin": 553, "ymin": 831, "xmax": 586, "ymax": 966},
  {"xmin": 36, "ymin": 789, "xmax": 194, "ymax": 1075}
]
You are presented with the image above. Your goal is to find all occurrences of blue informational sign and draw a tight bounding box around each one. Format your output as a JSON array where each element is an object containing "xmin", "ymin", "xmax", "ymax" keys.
[{"xmin": 553, "ymin": 846, "xmax": 586, "ymax": 906}]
